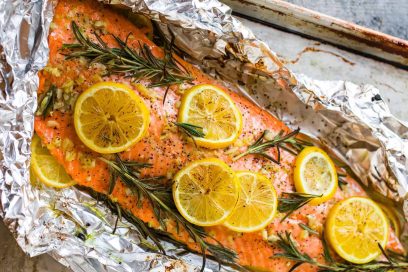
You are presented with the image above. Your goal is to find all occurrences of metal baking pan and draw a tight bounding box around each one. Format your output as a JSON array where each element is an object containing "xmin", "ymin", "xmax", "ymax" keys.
[
  {"xmin": 221, "ymin": 0, "xmax": 408, "ymax": 121},
  {"xmin": 221, "ymin": 0, "xmax": 408, "ymax": 67}
]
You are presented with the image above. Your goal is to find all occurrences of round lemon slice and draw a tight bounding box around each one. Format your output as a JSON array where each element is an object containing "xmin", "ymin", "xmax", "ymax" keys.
[
  {"xmin": 326, "ymin": 197, "xmax": 389, "ymax": 264},
  {"xmin": 378, "ymin": 203, "xmax": 401, "ymax": 237},
  {"xmin": 294, "ymin": 146, "xmax": 337, "ymax": 204},
  {"xmin": 224, "ymin": 171, "xmax": 277, "ymax": 232},
  {"xmin": 31, "ymin": 135, "xmax": 76, "ymax": 188},
  {"xmin": 178, "ymin": 84, "xmax": 242, "ymax": 149},
  {"xmin": 74, "ymin": 82, "xmax": 150, "ymax": 154},
  {"xmin": 173, "ymin": 158, "xmax": 239, "ymax": 226}
]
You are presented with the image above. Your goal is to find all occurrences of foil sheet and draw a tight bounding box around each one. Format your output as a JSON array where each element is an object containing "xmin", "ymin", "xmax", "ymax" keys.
[{"xmin": 0, "ymin": 0, "xmax": 407, "ymax": 271}]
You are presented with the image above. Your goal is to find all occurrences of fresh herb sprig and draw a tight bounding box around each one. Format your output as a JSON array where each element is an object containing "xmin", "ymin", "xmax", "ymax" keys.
[
  {"xmin": 299, "ymin": 223, "xmax": 319, "ymax": 236},
  {"xmin": 337, "ymin": 174, "xmax": 348, "ymax": 190},
  {"xmin": 233, "ymin": 128, "xmax": 312, "ymax": 164},
  {"xmin": 173, "ymin": 122, "xmax": 205, "ymax": 147},
  {"xmin": 100, "ymin": 155, "xmax": 242, "ymax": 271},
  {"xmin": 272, "ymin": 231, "xmax": 408, "ymax": 271},
  {"xmin": 278, "ymin": 192, "xmax": 321, "ymax": 222},
  {"xmin": 108, "ymin": 159, "xmax": 152, "ymax": 195},
  {"xmin": 36, "ymin": 85, "xmax": 57, "ymax": 118},
  {"xmin": 62, "ymin": 21, "xmax": 192, "ymax": 87}
]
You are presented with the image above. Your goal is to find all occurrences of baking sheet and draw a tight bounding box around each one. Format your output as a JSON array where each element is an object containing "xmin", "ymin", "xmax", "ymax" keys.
[
  {"xmin": 239, "ymin": 17, "xmax": 408, "ymax": 122},
  {"xmin": 221, "ymin": 0, "xmax": 408, "ymax": 68}
]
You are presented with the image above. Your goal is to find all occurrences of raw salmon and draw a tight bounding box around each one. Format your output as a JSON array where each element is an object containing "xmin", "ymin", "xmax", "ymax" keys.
[{"xmin": 34, "ymin": 0, "xmax": 403, "ymax": 270}]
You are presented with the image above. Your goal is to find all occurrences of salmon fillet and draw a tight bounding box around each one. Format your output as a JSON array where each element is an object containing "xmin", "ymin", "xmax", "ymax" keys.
[{"xmin": 34, "ymin": 0, "xmax": 403, "ymax": 270}]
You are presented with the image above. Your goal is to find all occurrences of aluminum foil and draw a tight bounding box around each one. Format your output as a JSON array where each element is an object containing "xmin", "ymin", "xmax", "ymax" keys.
[{"xmin": 0, "ymin": 0, "xmax": 407, "ymax": 271}]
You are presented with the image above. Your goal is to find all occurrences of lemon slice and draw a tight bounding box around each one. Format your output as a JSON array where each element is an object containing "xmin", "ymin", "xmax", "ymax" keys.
[
  {"xmin": 224, "ymin": 171, "xmax": 277, "ymax": 232},
  {"xmin": 74, "ymin": 82, "xmax": 150, "ymax": 154},
  {"xmin": 326, "ymin": 197, "xmax": 389, "ymax": 264},
  {"xmin": 178, "ymin": 84, "xmax": 242, "ymax": 149},
  {"xmin": 173, "ymin": 158, "xmax": 239, "ymax": 226},
  {"xmin": 378, "ymin": 203, "xmax": 401, "ymax": 237},
  {"xmin": 294, "ymin": 146, "xmax": 337, "ymax": 204},
  {"xmin": 31, "ymin": 135, "xmax": 76, "ymax": 188}
]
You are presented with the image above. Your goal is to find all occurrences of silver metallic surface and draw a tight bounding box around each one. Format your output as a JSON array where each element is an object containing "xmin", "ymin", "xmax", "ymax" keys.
[{"xmin": 0, "ymin": 0, "xmax": 407, "ymax": 271}]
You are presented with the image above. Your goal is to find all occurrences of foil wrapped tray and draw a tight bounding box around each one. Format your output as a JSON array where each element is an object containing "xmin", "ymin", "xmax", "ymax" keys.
[{"xmin": 0, "ymin": 0, "xmax": 407, "ymax": 271}]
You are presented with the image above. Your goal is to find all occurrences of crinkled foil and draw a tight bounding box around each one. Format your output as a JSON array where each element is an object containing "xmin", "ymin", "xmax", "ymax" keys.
[{"xmin": 1, "ymin": 0, "xmax": 408, "ymax": 271}]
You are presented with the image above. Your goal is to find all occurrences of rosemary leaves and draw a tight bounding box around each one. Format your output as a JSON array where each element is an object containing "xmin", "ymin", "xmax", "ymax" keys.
[
  {"xmin": 272, "ymin": 231, "xmax": 408, "ymax": 271},
  {"xmin": 278, "ymin": 192, "xmax": 321, "ymax": 222},
  {"xmin": 36, "ymin": 85, "xmax": 57, "ymax": 118},
  {"xmin": 338, "ymin": 176, "xmax": 348, "ymax": 190},
  {"xmin": 173, "ymin": 122, "xmax": 205, "ymax": 146},
  {"xmin": 63, "ymin": 21, "xmax": 192, "ymax": 87},
  {"xmin": 100, "ymin": 155, "xmax": 243, "ymax": 271},
  {"xmin": 233, "ymin": 128, "xmax": 312, "ymax": 164},
  {"xmin": 298, "ymin": 223, "xmax": 319, "ymax": 236}
]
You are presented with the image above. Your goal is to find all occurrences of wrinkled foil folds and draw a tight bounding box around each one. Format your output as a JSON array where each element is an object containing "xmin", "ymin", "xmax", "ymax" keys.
[{"xmin": 0, "ymin": 0, "xmax": 407, "ymax": 271}]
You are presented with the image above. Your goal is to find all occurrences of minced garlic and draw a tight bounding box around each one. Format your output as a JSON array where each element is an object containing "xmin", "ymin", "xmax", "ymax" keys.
[
  {"xmin": 233, "ymin": 139, "xmax": 244, "ymax": 147},
  {"xmin": 261, "ymin": 229, "xmax": 268, "ymax": 240},
  {"xmin": 49, "ymin": 22, "xmax": 57, "ymax": 31},
  {"xmin": 78, "ymin": 152, "xmax": 96, "ymax": 169},
  {"xmin": 93, "ymin": 20, "xmax": 106, "ymax": 29},
  {"xmin": 300, "ymin": 229, "xmax": 309, "ymax": 240},
  {"xmin": 165, "ymin": 171, "xmax": 174, "ymax": 179},
  {"xmin": 65, "ymin": 150, "xmax": 77, "ymax": 162},
  {"xmin": 306, "ymin": 214, "xmax": 322, "ymax": 234},
  {"xmin": 46, "ymin": 120, "xmax": 60, "ymax": 128},
  {"xmin": 125, "ymin": 188, "xmax": 133, "ymax": 196},
  {"xmin": 62, "ymin": 138, "xmax": 74, "ymax": 152},
  {"xmin": 51, "ymin": 137, "xmax": 62, "ymax": 148},
  {"xmin": 43, "ymin": 66, "xmax": 61, "ymax": 77},
  {"xmin": 75, "ymin": 75, "xmax": 85, "ymax": 85},
  {"xmin": 267, "ymin": 234, "xmax": 279, "ymax": 243}
]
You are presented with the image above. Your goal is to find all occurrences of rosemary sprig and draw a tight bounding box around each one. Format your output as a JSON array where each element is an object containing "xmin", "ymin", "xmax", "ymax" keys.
[
  {"xmin": 78, "ymin": 184, "xmax": 248, "ymax": 270},
  {"xmin": 172, "ymin": 122, "xmax": 205, "ymax": 147},
  {"xmin": 273, "ymin": 232, "xmax": 317, "ymax": 270},
  {"xmin": 278, "ymin": 192, "xmax": 321, "ymax": 222},
  {"xmin": 233, "ymin": 128, "xmax": 312, "ymax": 163},
  {"xmin": 99, "ymin": 155, "xmax": 243, "ymax": 271},
  {"xmin": 272, "ymin": 231, "xmax": 408, "ymax": 271},
  {"xmin": 108, "ymin": 160, "xmax": 152, "ymax": 195},
  {"xmin": 338, "ymin": 175, "xmax": 348, "ymax": 190},
  {"xmin": 299, "ymin": 223, "xmax": 319, "ymax": 236},
  {"xmin": 62, "ymin": 21, "xmax": 192, "ymax": 87},
  {"xmin": 35, "ymin": 85, "xmax": 57, "ymax": 118}
]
